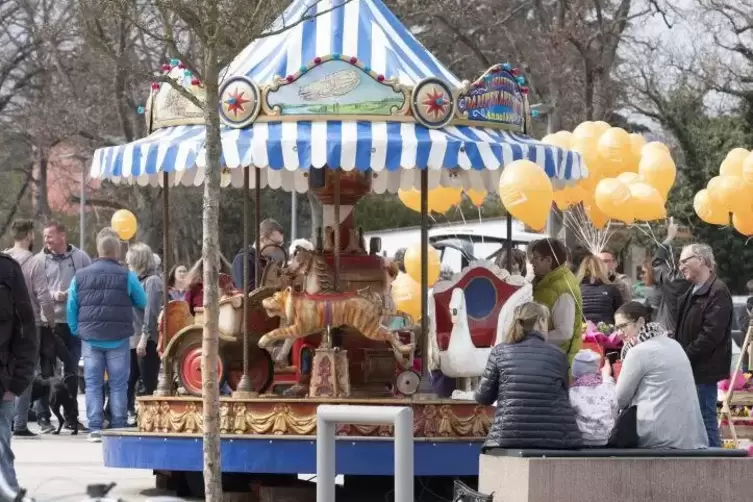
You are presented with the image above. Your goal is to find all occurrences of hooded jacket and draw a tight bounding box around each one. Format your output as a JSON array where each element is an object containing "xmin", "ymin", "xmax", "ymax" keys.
[
  {"xmin": 38, "ymin": 245, "xmax": 91, "ymax": 323},
  {"xmin": 4, "ymin": 247, "xmax": 55, "ymax": 326}
]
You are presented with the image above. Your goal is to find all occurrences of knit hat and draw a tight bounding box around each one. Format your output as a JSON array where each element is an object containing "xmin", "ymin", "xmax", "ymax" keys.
[{"xmin": 572, "ymin": 349, "xmax": 600, "ymax": 379}]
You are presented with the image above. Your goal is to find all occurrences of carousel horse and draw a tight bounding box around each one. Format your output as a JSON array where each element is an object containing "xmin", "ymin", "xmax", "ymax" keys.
[{"xmin": 258, "ymin": 287, "xmax": 414, "ymax": 363}]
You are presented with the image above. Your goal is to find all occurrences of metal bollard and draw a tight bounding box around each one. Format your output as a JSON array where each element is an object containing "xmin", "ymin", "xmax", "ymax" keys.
[{"xmin": 316, "ymin": 405, "xmax": 414, "ymax": 502}]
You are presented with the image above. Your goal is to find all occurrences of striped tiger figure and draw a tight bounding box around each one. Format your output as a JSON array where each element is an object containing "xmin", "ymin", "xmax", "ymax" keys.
[{"xmin": 259, "ymin": 287, "xmax": 414, "ymax": 360}]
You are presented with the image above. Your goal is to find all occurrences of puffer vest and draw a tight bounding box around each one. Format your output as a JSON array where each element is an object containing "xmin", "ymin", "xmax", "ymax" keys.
[
  {"xmin": 75, "ymin": 258, "xmax": 133, "ymax": 342},
  {"xmin": 533, "ymin": 265, "xmax": 584, "ymax": 366}
]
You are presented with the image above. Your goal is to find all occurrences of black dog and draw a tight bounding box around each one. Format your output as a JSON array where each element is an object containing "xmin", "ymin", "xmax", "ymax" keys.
[{"xmin": 31, "ymin": 375, "xmax": 79, "ymax": 435}]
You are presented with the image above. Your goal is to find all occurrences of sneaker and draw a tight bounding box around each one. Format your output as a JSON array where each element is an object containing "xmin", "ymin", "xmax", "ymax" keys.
[
  {"xmin": 87, "ymin": 431, "xmax": 102, "ymax": 443},
  {"xmin": 13, "ymin": 428, "xmax": 38, "ymax": 438},
  {"xmin": 127, "ymin": 411, "xmax": 137, "ymax": 427},
  {"xmin": 37, "ymin": 418, "xmax": 55, "ymax": 434}
]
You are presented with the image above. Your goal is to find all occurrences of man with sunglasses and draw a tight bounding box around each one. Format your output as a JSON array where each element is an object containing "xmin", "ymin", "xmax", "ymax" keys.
[{"xmin": 674, "ymin": 243, "xmax": 732, "ymax": 448}]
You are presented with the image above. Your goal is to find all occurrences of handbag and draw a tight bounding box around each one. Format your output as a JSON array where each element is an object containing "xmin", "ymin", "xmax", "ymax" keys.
[
  {"xmin": 607, "ymin": 405, "xmax": 638, "ymax": 448},
  {"xmin": 453, "ymin": 480, "xmax": 493, "ymax": 502}
]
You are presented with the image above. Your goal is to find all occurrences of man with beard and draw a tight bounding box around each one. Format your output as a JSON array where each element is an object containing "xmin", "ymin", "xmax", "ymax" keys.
[{"xmin": 4, "ymin": 220, "xmax": 56, "ymax": 436}]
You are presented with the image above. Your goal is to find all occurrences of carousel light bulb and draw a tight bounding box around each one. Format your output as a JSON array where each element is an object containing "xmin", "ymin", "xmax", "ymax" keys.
[
  {"xmin": 502, "ymin": 63, "xmax": 512, "ymax": 70},
  {"xmin": 314, "ymin": 56, "xmax": 322, "ymax": 64},
  {"xmin": 170, "ymin": 58, "xmax": 179, "ymax": 66},
  {"xmin": 137, "ymin": 106, "xmax": 145, "ymax": 114}
]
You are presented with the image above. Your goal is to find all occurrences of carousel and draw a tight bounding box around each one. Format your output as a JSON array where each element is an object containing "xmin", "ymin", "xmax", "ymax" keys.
[{"xmin": 91, "ymin": 0, "xmax": 586, "ymax": 495}]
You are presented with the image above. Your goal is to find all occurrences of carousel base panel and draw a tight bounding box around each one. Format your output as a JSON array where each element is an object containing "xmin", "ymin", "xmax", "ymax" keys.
[
  {"xmin": 134, "ymin": 395, "xmax": 493, "ymax": 438},
  {"xmin": 101, "ymin": 432, "xmax": 483, "ymax": 476},
  {"xmin": 478, "ymin": 448, "xmax": 752, "ymax": 502}
]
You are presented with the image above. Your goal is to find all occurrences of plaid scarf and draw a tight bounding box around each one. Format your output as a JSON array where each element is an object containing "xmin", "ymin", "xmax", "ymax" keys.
[{"xmin": 620, "ymin": 322, "xmax": 665, "ymax": 360}]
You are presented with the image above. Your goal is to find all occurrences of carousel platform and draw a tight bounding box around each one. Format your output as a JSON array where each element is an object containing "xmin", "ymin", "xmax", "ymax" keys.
[{"xmin": 103, "ymin": 395, "xmax": 491, "ymax": 477}]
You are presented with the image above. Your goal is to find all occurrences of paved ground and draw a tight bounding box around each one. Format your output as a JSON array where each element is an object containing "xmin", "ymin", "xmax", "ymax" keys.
[{"xmin": 11, "ymin": 395, "xmax": 171, "ymax": 501}]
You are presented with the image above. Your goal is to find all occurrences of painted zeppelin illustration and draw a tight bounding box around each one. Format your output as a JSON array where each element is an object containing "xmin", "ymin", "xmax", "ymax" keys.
[{"xmin": 266, "ymin": 59, "xmax": 405, "ymax": 116}]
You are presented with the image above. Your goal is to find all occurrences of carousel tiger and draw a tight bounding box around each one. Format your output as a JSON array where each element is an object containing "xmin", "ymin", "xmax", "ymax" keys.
[{"xmin": 258, "ymin": 286, "xmax": 414, "ymax": 361}]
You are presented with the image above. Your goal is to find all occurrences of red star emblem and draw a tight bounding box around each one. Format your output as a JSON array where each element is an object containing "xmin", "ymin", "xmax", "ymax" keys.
[
  {"xmin": 225, "ymin": 88, "xmax": 251, "ymax": 116},
  {"xmin": 422, "ymin": 87, "xmax": 449, "ymax": 119}
]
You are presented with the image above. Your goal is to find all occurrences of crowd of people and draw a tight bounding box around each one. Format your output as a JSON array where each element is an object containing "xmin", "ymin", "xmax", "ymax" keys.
[{"xmin": 474, "ymin": 223, "xmax": 733, "ymax": 451}]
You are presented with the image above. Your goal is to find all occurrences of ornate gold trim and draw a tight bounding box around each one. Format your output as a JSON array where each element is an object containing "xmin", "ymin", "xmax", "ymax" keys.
[{"xmin": 137, "ymin": 397, "xmax": 493, "ymax": 438}]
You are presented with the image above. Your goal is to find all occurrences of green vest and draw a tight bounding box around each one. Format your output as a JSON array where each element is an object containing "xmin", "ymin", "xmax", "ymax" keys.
[{"xmin": 533, "ymin": 265, "xmax": 583, "ymax": 366}]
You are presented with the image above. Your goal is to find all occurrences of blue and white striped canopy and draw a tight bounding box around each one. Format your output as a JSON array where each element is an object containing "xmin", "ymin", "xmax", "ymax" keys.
[{"xmin": 89, "ymin": 0, "xmax": 588, "ymax": 191}]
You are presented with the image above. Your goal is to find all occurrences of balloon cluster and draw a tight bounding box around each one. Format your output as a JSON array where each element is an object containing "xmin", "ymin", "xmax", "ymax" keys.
[
  {"xmin": 543, "ymin": 121, "xmax": 676, "ymax": 228},
  {"xmin": 694, "ymin": 148, "xmax": 753, "ymax": 236},
  {"xmin": 397, "ymin": 186, "xmax": 487, "ymax": 213},
  {"xmin": 390, "ymin": 245, "xmax": 442, "ymax": 321}
]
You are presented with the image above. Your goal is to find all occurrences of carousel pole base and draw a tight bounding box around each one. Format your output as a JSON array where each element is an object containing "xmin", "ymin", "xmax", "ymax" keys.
[
  {"xmin": 154, "ymin": 367, "xmax": 173, "ymax": 397},
  {"xmin": 233, "ymin": 375, "xmax": 259, "ymax": 399}
]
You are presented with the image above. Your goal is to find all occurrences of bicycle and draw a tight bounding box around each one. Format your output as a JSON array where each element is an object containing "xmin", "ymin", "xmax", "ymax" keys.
[{"xmin": 0, "ymin": 471, "xmax": 186, "ymax": 502}]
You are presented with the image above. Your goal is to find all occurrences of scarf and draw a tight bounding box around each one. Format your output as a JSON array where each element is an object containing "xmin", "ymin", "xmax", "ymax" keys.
[
  {"xmin": 620, "ymin": 321, "xmax": 665, "ymax": 360},
  {"xmin": 572, "ymin": 373, "xmax": 603, "ymax": 388}
]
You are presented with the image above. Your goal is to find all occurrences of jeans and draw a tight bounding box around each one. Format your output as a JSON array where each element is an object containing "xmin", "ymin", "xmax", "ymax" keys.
[
  {"xmin": 14, "ymin": 328, "xmax": 40, "ymax": 430},
  {"xmin": 0, "ymin": 399, "xmax": 18, "ymax": 494},
  {"xmin": 83, "ymin": 341, "xmax": 130, "ymax": 431},
  {"xmin": 697, "ymin": 383, "xmax": 722, "ymax": 447},
  {"xmin": 127, "ymin": 341, "xmax": 160, "ymax": 412}
]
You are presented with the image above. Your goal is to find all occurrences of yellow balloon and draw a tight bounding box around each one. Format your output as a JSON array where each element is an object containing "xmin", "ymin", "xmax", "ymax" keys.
[
  {"xmin": 617, "ymin": 172, "xmax": 643, "ymax": 185},
  {"xmin": 694, "ymin": 189, "xmax": 729, "ymax": 225},
  {"xmin": 720, "ymin": 148, "xmax": 749, "ymax": 178},
  {"xmin": 404, "ymin": 244, "xmax": 441, "ymax": 287},
  {"xmin": 741, "ymin": 153, "xmax": 753, "ymax": 186},
  {"xmin": 571, "ymin": 137, "xmax": 604, "ymax": 178},
  {"xmin": 593, "ymin": 121, "xmax": 611, "ymax": 135},
  {"xmin": 733, "ymin": 212, "xmax": 753, "ymax": 236},
  {"xmin": 641, "ymin": 141, "xmax": 671, "ymax": 157},
  {"xmin": 582, "ymin": 193, "xmax": 609, "ymax": 229},
  {"xmin": 541, "ymin": 131, "xmax": 573, "ymax": 149},
  {"xmin": 464, "ymin": 189, "xmax": 487, "ymax": 207},
  {"xmin": 594, "ymin": 178, "xmax": 634, "ymax": 224},
  {"xmin": 625, "ymin": 134, "xmax": 645, "ymax": 173},
  {"xmin": 392, "ymin": 273, "xmax": 422, "ymax": 321},
  {"xmin": 597, "ymin": 127, "xmax": 632, "ymax": 177},
  {"xmin": 708, "ymin": 174, "xmax": 748, "ymax": 213},
  {"xmin": 398, "ymin": 187, "xmax": 462, "ymax": 214},
  {"xmin": 553, "ymin": 184, "xmax": 585, "ymax": 210},
  {"xmin": 628, "ymin": 182, "xmax": 666, "ymax": 221},
  {"xmin": 398, "ymin": 189, "xmax": 421, "ymax": 212},
  {"xmin": 573, "ymin": 122, "xmax": 603, "ymax": 143},
  {"xmin": 498, "ymin": 160, "xmax": 554, "ymax": 231},
  {"xmin": 638, "ymin": 149, "xmax": 676, "ymax": 198},
  {"xmin": 111, "ymin": 209, "xmax": 138, "ymax": 241},
  {"xmin": 429, "ymin": 187, "xmax": 463, "ymax": 213}
]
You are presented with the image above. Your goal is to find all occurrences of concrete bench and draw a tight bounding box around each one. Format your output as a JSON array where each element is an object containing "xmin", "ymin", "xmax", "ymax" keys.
[{"xmin": 478, "ymin": 447, "xmax": 751, "ymax": 502}]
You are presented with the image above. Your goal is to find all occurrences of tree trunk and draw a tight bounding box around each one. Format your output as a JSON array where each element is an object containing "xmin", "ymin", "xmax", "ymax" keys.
[
  {"xmin": 308, "ymin": 191, "xmax": 322, "ymax": 242},
  {"xmin": 200, "ymin": 10, "xmax": 223, "ymax": 500},
  {"xmin": 34, "ymin": 146, "xmax": 51, "ymax": 219}
]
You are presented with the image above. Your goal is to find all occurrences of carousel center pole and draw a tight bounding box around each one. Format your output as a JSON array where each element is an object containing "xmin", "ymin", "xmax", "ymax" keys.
[
  {"xmin": 506, "ymin": 214, "xmax": 513, "ymax": 271},
  {"xmin": 234, "ymin": 165, "xmax": 255, "ymax": 397},
  {"xmin": 333, "ymin": 169, "xmax": 341, "ymax": 292},
  {"xmin": 155, "ymin": 171, "xmax": 172, "ymax": 396}
]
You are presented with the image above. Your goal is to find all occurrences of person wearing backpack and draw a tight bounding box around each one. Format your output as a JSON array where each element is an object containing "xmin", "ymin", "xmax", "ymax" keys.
[
  {"xmin": 4, "ymin": 219, "xmax": 57, "ymax": 436},
  {"xmin": 0, "ymin": 251, "xmax": 39, "ymax": 493}
]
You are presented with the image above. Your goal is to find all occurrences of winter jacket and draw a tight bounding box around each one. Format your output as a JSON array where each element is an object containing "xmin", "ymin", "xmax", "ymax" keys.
[
  {"xmin": 651, "ymin": 244, "xmax": 691, "ymax": 333},
  {"xmin": 131, "ymin": 272, "xmax": 163, "ymax": 348},
  {"xmin": 673, "ymin": 275, "xmax": 733, "ymax": 385},
  {"xmin": 474, "ymin": 332, "xmax": 583, "ymax": 450},
  {"xmin": 569, "ymin": 375, "xmax": 618, "ymax": 446},
  {"xmin": 4, "ymin": 248, "xmax": 55, "ymax": 326},
  {"xmin": 67, "ymin": 259, "xmax": 147, "ymax": 344},
  {"xmin": 0, "ymin": 253, "xmax": 38, "ymax": 396},
  {"xmin": 38, "ymin": 245, "xmax": 91, "ymax": 324},
  {"xmin": 232, "ymin": 246, "xmax": 269, "ymax": 292},
  {"xmin": 580, "ymin": 279, "xmax": 622, "ymax": 325}
]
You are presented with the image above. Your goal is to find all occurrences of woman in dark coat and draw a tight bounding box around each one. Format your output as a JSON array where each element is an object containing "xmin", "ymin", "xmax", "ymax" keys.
[
  {"xmin": 474, "ymin": 302, "xmax": 582, "ymax": 450},
  {"xmin": 577, "ymin": 254, "xmax": 623, "ymax": 325}
]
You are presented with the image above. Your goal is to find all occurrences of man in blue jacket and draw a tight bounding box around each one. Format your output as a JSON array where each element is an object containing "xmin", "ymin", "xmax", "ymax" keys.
[{"xmin": 67, "ymin": 228, "xmax": 146, "ymax": 443}]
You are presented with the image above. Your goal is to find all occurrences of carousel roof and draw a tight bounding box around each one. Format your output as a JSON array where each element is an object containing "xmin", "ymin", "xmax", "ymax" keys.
[{"xmin": 89, "ymin": 0, "xmax": 588, "ymax": 192}]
